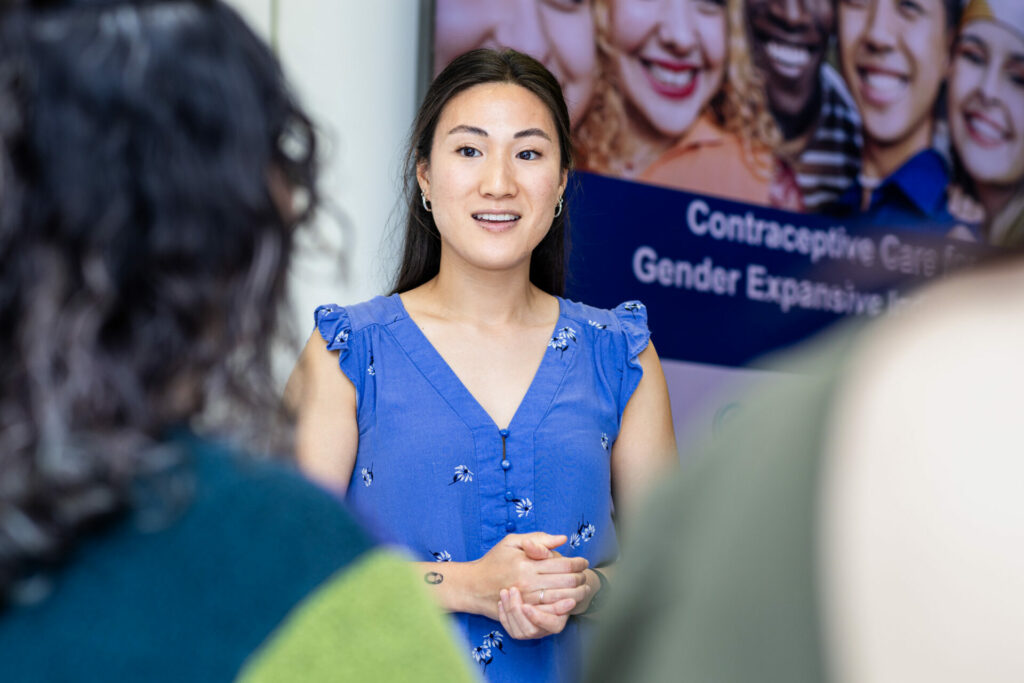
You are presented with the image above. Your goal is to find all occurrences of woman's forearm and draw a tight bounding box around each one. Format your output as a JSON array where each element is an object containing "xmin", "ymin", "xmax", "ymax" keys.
[{"xmin": 414, "ymin": 560, "xmax": 493, "ymax": 618}]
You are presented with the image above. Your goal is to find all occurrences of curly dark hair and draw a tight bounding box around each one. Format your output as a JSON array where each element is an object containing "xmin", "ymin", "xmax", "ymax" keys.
[
  {"xmin": 391, "ymin": 48, "xmax": 573, "ymax": 297},
  {"xmin": 0, "ymin": 0, "xmax": 318, "ymax": 601}
]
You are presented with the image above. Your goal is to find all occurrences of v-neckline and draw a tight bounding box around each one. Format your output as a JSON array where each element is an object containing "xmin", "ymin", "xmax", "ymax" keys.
[{"xmin": 387, "ymin": 293, "xmax": 575, "ymax": 434}]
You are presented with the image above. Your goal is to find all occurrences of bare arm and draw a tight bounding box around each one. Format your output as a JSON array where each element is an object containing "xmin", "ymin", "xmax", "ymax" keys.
[
  {"xmin": 285, "ymin": 330, "xmax": 359, "ymax": 494},
  {"xmin": 610, "ymin": 340, "xmax": 679, "ymax": 523}
]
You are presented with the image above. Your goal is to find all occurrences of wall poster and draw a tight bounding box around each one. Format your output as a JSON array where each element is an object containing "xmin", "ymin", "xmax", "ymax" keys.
[{"xmin": 432, "ymin": 0, "xmax": 1023, "ymax": 449}]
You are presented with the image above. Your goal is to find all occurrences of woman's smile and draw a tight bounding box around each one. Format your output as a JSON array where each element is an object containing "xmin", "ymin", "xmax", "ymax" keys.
[
  {"xmin": 472, "ymin": 210, "xmax": 524, "ymax": 232},
  {"xmin": 639, "ymin": 56, "xmax": 700, "ymax": 98}
]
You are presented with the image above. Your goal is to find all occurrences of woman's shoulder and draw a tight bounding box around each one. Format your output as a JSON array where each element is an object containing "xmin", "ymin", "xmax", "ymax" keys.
[
  {"xmin": 560, "ymin": 298, "xmax": 649, "ymax": 336},
  {"xmin": 314, "ymin": 294, "xmax": 405, "ymax": 334}
]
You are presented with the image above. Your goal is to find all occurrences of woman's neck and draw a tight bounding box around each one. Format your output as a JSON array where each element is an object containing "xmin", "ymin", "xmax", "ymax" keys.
[
  {"xmin": 409, "ymin": 260, "xmax": 553, "ymax": 329},
  {"xmin": 621, "ymin": 104, "xmax": 676, "ymax": 177}
]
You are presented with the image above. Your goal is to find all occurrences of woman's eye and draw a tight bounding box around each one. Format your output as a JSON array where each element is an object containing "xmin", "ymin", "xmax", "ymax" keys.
[
  {"xmin": 543, "ymin": 0, "xmax": 587, "ymax": 9},
  {"xmin": 696, "ymin": 0, "xmax": 726, "ymax": 13},
  {"xmin": 897, "ymin": 0, "xmax": 924, "ymax": 18},
  {"xmin": 517, "ymin": 150, "xmax": 541, "ymax": 161},
  {"xmin": 956, "ymin": 45, "xmax": 985, "ymax": 65},
  {"xmin": 954, "ymin": 36, "xmax": 989, "ymax": 67},
  {"xmin": 457, "ymin": 146, "xmax": 481, "ymax": 158},
  {"xmin": 1008, "ymin": 67, "xmax": 1024, "ymax": 89}
]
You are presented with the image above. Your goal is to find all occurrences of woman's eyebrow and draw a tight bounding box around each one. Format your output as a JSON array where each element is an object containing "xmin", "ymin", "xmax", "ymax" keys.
[
  {"xmin": 447, "ymin": 124, "xmax": 488, "ymax": 136},
  {"xmin": 514, "ymin": 128, "xmax": 551, "ymax": 141}
]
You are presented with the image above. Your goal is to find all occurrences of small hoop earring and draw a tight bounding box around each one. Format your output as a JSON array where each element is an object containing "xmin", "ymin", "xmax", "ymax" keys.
[
  {"xmin": 420, "ymin": 192, "xmax": 432, "ymax": 212},
  {"xmin": 553, "ymin": 196, "xmax": 564, "ymax": 218}
]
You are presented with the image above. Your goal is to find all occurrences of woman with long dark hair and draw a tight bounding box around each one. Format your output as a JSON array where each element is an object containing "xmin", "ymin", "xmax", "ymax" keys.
[
  {"xmin": 289, "ymin": 48, "xmax": 677, "ymax": 681},
  {"xmin": 947, "ymin": 0, "xmax": 1024, "ymax": 246},
  {"xmin": 0, "ymin": 1, "xmax": 471, "ymax": 680}
]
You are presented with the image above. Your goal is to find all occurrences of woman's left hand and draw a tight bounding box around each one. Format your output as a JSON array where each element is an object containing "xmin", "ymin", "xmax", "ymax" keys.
[{"xmin": 497, "ymin": 586, "xmax": 575, "ymax": 639}]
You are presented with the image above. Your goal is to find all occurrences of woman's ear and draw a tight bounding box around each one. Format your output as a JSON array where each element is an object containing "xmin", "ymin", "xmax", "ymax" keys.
[
  {"xmin": 558, "ymin": 168, "xmax": 568, "ymax": 199},
  {"xmin": 416, "ymin": 159, "xmax": 431, "ymax": 201}
]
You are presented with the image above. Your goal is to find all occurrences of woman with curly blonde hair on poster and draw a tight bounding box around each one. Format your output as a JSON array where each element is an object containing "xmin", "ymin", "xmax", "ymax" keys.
[{"xmin": 574, "ymin": 0, "xmax": 802, "ymax": 210}]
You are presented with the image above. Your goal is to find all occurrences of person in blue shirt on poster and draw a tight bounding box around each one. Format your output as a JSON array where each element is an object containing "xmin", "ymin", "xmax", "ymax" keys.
[
  {"xmin": 831, "ymin": 0, "xmax": 977, "ymax": 239},
  {"xmin": 287, "ymin": 48, "xmax": 678, "ymax": 682}
]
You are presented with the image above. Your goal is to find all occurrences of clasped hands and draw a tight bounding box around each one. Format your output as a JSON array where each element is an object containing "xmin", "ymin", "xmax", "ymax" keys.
[{"xmin": 474, "ymin": 532, "xmax": 591, "ymax": 640}]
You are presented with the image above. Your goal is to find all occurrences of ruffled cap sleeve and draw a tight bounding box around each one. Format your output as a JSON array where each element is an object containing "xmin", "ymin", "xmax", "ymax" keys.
[
  {"xmin": 313, "ymin": 304, "xmax": 368, "ymax": 399},
  {"xmin": 315, "ymin": 304, "xmax": 352, "ymax": 354},
  {"xmin": 613, "ymin": 300, "xmax": 651, "ymax": 420}
]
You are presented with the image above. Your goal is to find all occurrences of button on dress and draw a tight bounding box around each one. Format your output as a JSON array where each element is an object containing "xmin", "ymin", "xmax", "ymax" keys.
[{"xmin": 314, "ymin": 294, "xmax": 650, "ymax": 682}]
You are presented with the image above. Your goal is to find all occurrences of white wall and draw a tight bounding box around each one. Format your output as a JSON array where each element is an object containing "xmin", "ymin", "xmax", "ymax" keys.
[{"xmin": 228, "ymin": 0, "xmax": 422, "ymax": 384}]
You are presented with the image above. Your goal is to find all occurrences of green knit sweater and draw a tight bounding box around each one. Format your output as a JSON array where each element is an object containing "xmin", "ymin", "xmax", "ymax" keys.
[{"xmin": 0, "ymin": 433, "xmax": 475, "ymax": 682}]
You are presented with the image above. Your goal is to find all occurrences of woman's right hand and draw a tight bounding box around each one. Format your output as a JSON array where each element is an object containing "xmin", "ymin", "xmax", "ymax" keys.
[{"xmin": 469, "ymin": 532, "xmax": 588, "ymax": 620}]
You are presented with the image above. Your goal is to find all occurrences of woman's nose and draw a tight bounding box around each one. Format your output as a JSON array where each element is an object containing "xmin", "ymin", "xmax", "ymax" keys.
[
  {"xmin": 480, "ymin": 154, "xmax": 517, "ymax": 198},
  {"xmin": 658, "ymin": 0, "xmax": 699, "ymax": 54}
]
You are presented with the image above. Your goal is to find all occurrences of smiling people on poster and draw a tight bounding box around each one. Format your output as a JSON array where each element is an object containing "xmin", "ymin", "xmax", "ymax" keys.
[
  {"xmin": 831, "ymin": 0, "xmax": 973, "ymax": 237},
  {"xmin": 287, "ymin": 49, "xmax": 677, "ymax": 682},
  {"xmin": 433, "ymin": 0, "xmax": 598, "ymax": 129},
  {"xmin": 947, "ymin": 0, "xmax": 1024, "ymax": 247},
  {"xmin": 745, "ymin": 0, "xmax": 863, "ymax": 210},
  {"xmin": 575, "ymin": 0, "xmax": 802, "ymax": 209}
]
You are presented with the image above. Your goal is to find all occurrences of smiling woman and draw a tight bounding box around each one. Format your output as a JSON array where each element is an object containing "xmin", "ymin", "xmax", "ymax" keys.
[
  {"xmin": 948, "ymin": 0, "xmax": 1024, "ymax": 246},
  {"xmin": 286, "ymin": 49, "xmax": 678, "ymax": 682},
  {"xmin": 574, "ymin": 0, "xmax": 802, "ymax": 209}
]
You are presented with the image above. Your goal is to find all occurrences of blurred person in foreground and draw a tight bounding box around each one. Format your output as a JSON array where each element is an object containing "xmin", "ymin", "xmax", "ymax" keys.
[
  {"xmin": 585, "ymin": 250, "xmax": 1024, "ymax": 681},
  {"xmin": 0, "ymin": 1, "xmax": 473, "ymax": 681}
]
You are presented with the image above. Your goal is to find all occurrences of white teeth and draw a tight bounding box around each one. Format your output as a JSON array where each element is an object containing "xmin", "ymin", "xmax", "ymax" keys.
[
  {"xmin": 647, "ymin": 62, "xmax": 695, "ymax": 89},
  {"xmin": 474, "ymin": 213, "xmax": 519, "ymax": 221},
  {"xmin": 864, "ymin": 71, "xmax": 905, "ymax": 94},
  {"xmin": 967, "ymin": 114, "xmax": 1004, "ymax": 141},
  {"xmin": 766, "ymin": 41, "xmax": 810, "ymax": 68}
]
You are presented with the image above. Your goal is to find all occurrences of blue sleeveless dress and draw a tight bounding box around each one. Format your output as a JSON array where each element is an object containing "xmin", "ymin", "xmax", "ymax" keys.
[{"xmin": 314, "ymin": 294, "xmax": 649, "ymax": 682}]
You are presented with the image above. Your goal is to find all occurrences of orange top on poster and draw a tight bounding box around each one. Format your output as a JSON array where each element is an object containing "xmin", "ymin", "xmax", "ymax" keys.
[{"xmin": 640, "ymin": 114, "xmax": 803, "ymax": 212}]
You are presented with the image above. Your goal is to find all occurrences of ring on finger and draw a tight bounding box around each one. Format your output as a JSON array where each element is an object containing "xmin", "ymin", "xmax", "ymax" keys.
[{"xmin": 539, "ymin": 589, "xmax": 545, "ymax": 602}]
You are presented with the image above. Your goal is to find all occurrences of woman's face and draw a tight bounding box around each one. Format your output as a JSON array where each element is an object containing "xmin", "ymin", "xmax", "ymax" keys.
[
  {"xmin": 434, "ymin": 0, "xmax": 597, "ymax": 128},
  {"xmin": 417, "ymin": 83, "xmax": 567, "ymax": 277},
  {"xmin": 948, "ymin": 20, "xmax": 1024, "ymax": 188},
  {"xmin": 608, "ymin": 0, "xmax": 728, "ymax": 138},
  {"xmin": 838, "ymin": 0, "xmax": 951, "ymax": 147}
]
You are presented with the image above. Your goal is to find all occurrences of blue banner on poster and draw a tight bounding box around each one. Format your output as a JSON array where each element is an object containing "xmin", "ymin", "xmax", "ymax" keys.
[{"xmin": 565, "ymin": 171, "xmax": 987, "ymax": 368}]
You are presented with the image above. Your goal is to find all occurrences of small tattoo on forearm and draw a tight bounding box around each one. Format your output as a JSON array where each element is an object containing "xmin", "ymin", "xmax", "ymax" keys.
[{"xmin": 424, "ymin": 571, "xmax": 444, "ymax": 585}]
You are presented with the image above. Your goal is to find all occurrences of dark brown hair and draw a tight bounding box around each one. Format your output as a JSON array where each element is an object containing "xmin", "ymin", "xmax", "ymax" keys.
[
  {"xmin": 391, "ymin": 48, "xmax": 574, "ymax": 296},
  {"xmin": 0, "ymin": 0, "xmax": 317, "ymax": 602}
]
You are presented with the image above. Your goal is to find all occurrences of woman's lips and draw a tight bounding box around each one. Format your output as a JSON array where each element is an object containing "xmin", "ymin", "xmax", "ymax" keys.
[
  {"xmin": 472, "ymin": 212, "xmax": 521, "ymax": 232},
  {"xmin": 856, "ymin": 65, "xmax": 909, "ymax": 107},
  {"xmin": 963, "ymin": 109, "xmax": 1010, "ymax": 148},
  {"xmin": 641, "ymin": 57, "xmax": 699, "ymax": 99}
]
